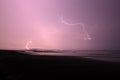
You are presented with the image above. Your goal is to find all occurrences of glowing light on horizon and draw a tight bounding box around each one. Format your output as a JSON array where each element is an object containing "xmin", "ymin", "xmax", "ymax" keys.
[
  {"xmin": 25, "ymin": 40, "xmax": 32, "ymax": 50},
  {"xmin": 58, "ymin": 14, "xmax": 92, "ymax": 40}
]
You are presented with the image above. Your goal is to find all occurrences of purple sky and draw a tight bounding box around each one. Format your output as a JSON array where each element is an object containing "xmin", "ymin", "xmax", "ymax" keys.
[{"xmin": 0, "ymin": 0, "xmax": 120, "ymax": 50}]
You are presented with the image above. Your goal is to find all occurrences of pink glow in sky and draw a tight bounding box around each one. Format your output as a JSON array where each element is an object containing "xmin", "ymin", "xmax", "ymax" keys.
[
  {"xmin": 1, "ymin": 0, "xmax": 118, "ymax": 50},
  {"xmin": 0, "ymin": 0, "xmax": 93, "ymax": 50}
]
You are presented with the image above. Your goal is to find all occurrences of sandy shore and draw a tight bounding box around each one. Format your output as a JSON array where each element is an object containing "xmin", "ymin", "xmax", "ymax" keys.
[{"xmin": 0, "ymin": 50, "xmax": 120, "ymax": 79}]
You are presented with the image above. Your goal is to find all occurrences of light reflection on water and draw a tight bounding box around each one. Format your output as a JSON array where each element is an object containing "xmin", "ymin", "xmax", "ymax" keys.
[{"xmin": 23, "ymin": 50, "xmax": 120, "ymax": 62}]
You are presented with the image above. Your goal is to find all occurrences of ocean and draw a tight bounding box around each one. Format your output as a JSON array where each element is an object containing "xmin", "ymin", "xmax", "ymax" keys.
[{"xmin": 23, "ymin": 50, "xmax": 120, "ymax": 62}]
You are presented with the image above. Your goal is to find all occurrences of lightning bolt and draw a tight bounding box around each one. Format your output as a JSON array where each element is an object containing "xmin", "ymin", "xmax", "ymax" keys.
[
  {"xmin": 58, "ymin": 14, "xmax": 92, "ymax": 40},
  {"xmin": 25, "ymin": 40, "xmax": 32, "ymax": 50}
]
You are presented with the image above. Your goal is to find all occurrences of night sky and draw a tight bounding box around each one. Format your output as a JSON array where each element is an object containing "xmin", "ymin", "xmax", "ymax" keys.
[{"xmin": 0, "ymin": 0, "xmax": 120, "ymax": 50}]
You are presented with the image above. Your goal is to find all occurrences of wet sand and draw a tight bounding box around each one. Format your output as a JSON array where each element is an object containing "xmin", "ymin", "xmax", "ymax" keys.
[{"xmin": 0, "ymin": 50, "xmax": 120, "ymax": 79}]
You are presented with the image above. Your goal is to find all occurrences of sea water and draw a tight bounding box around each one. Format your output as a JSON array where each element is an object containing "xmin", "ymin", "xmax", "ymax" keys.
[{"xmin": 23, "ymin": 50, "xmax": 120, "ymax": 62}]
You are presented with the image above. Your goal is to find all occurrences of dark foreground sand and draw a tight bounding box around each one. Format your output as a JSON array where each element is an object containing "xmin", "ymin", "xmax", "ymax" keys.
[{"xmin": 0, "ymin": 50, "xmax": 120, "ymax": 79}]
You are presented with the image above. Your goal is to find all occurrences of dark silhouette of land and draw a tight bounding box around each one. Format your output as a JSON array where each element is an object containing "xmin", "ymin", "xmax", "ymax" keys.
[{"xmin": 0, "ymin": 50, "xmax": 120, "ymax": 79}]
